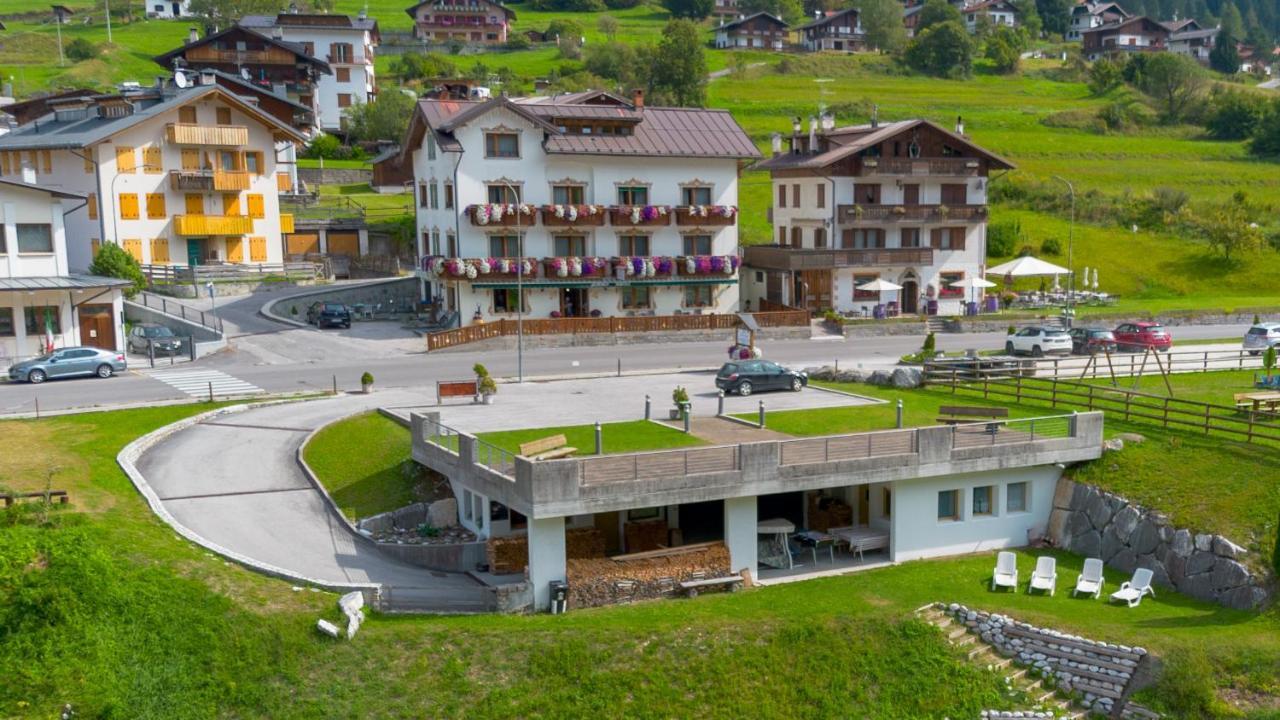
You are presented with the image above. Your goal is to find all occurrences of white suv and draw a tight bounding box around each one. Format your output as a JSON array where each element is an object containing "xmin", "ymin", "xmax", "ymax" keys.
[
  {"xmin": 1243, "ymin": 323, "xmax": 1280, "ymax": 356},
  {"xmin": 1006, "ymin": 326, "xmax": 1072, "ymax": 357}
]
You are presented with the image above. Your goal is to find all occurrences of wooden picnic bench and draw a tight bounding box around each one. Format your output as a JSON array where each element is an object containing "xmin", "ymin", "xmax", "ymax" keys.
[
  {"xmin": 936, "ymin": 405, "xmax": 1010, "ymax": 425},
  {"xmin": 678, "ymin": 575, "xmax": 744, "ymax": 598},
  {"xmin": 518, "ymin": 434, "xmax": 578, "ymax": 461},
  {"xmin": 2, "ymin": 490, "xmax": 68, "ymax": 507},
  {"xmin": 436, "ymin": 379, "xmax": 477, "ymax": 405},
  {"xmin": 1234, "ymin": 392, "xmax": 1280, "ymax": 413}
]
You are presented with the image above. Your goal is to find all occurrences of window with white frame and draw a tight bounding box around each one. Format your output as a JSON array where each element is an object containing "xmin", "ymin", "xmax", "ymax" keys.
[
  {"xmin": 1006, "ymin": 481, "xmax": 1028, "ymax": 513},
  {"xmin": 972, "ymin": 485, "xmax": 994, "ymax": 517}
]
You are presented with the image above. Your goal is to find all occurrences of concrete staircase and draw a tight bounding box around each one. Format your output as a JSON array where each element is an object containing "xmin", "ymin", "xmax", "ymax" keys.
[{"xmin": 926, "ymin": 317, "xmax": 948, "ymax": 334}]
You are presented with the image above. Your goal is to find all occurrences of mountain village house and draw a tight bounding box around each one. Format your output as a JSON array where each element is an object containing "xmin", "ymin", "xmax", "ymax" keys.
[
  {"xmin": 712, "ymin": 12, "xmax": 790, "ymax": 50},
  {"xmin": 796, "ymin": 8, "xmax": 866, "ymax": 52},
  {"xmin": 1168, "ymin": 23, "xmax": 1219, "ymax": 64},
  {"xmin": 0, "ymin": 180, "xmax": 128, "ymax": 366},
  {"xmin": 0, "ymin": 76, "xmax": 306, "ymax": 271},
  {"xmin": 959, "ymin": 0, "xmax": 1021, "ymax": 33},
  {"xmin": 239, "ymin": 9, "xmax": 380, "ymax": 134},
  {"xmin": 742, "ymin": 116, "xmax": 1013, "ymax": 317},
  {"xmin": 1066, "ymin": 1, "xmax": 1130, "ymax": 42},
  {"xmin": 404, "ymin": 91, "xmax": 759, "ymax": 325},
  {"xmin": 406, "ymin": 0, "xmax": 515, "ymax": 44},
  {"xmin": 712, "ymin": 0, "xmax": 740, "ymax": 17},
  {"xmin": 1080, "ymin": 16, "xmax": 1170, "ymax": 60}
]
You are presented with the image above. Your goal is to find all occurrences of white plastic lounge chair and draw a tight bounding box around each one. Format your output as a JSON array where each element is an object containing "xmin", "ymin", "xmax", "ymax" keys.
[
  {"xmin": 1109, "ymin": 567, "xmax": 1155, "ymax": 608},
  {"xmin": 1028, "ymin": 556, "xmax": 1057, "ymax": 596},
  {"xmin": 991, "ymin": 551, "xmax": 1018, "ymax": 592},
  {"xmin": 1073, "ymin": 558, "xmax": 1105, "ymax": 599}
]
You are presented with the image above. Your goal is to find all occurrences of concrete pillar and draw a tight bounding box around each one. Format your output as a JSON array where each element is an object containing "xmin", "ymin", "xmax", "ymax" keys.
[
  {"xmin": 888, "ymin": 480, "xmax": 902, "ymax": 563},
  {"xmin": 723, "ymin": 495, "xmax": 758, "ymax": 580},
  {"xmin": 528, "ymin": 515, "xmax": 567, "ymax": 612}
]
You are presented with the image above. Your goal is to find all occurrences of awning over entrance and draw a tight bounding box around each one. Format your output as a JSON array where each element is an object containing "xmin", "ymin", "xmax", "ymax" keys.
[{"xmin": 0, "ymin": 274, "xmax": 132, "ymax": 292}]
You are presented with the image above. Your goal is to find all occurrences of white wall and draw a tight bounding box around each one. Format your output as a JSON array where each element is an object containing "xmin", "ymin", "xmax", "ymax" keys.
[
  {"xmin": 889, "ymin": 466, "xmax": 1060, "ymax": 562},
  {"xmin": 723, "ymin": 495, "xmax": 758, "ymax": 579},
  {"xmin": 273, "ymin": 25, "xmax": 377, "ymax": 132},
  {"xmin": 528, "ymin": 515, "xmax": 567, "ymax": 611}
]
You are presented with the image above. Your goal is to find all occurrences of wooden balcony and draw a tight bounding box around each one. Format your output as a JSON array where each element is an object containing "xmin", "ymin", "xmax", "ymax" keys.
[
  {"xmin": 858, "ymin": 157, "xmax": 982, "ymax": 177},
  {"xmin": 742, "ymin": 245, "xmax": 934, "ymax": 271},
  {"xmin": 281, "ymin": 214, "xmax": 294, "ymax": 234},
  {"xmin": 184, "ymin": 45, "xmax": 299, "ymax": 65},
  {"xmin": 540, "ymin": 205, "xmax": 607, "ymax": 227},
  {"xmin": 168, "ymin": 170, "xmax": 251, "ymax": 192},
  {"xmin": 609, "ymin": 206, "xmax": 671, "ymax": 227},
  {"xmin": 166, "ymin": 123, "xmax": 248, "ymax": 147},
  {"xmin": 837, "ymin": 204, "xmax": 988, "ymax": 224},
  {"xmin": 674, "ymin": 206, "xmax": 737, "ymax": 227},
  {"xmin": 174, "ymin": 214, "xmax": 254, "ymax": 236}
]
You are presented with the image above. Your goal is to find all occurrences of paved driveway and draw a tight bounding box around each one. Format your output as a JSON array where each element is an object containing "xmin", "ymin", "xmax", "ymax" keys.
[{"xmin": 134, "ymin": 392, "xmax": 491, "ymax": 612}]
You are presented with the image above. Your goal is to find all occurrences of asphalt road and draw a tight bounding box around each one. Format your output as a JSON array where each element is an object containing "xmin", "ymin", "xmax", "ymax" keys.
[{"xmin": 0, "ymin": 282, "xmax": 1253, "ymax": 416}]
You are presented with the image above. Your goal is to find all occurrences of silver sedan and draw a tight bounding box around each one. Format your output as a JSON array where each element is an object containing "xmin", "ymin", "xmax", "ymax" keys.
[{"xmin": 7, "ymin": 346, "xmax": 128, "ymax": 384}]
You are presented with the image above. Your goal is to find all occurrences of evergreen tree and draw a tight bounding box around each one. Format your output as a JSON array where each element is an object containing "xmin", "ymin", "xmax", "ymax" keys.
[
  {"xmin": 1209, "ymin": 28, "xmax": 1241, "ymax": 73},
  {"xmin": 1218, "ymin": 1, "xmax": 1244, "ymax": 39},
  {"xmin": 916, "ymin": 0, "xmax": 962, "ymax": 32},
  {"xmin": 1035, "ymin": 0, "xmax": 1074, "ymax": 36},
  {"xmin": 650, "ymin": 20, "xmax": 707, "ymax": 106}
]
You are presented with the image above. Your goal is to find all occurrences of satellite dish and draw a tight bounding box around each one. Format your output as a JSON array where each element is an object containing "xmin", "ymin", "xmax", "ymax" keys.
[
  {"xmin": 174, "ymin": 70, "xmax": 188, "ymax": 88},
  {"xmin": 241, "ymin": 68, "xmax": 251, "ymax": 81}
]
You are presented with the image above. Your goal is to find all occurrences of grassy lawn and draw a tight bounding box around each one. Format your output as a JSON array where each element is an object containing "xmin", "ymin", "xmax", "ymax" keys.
[
  {"xmin": 302, "ymin": 411, "xmax": 420, "ymax": 520},
  {"xmin": 477, "ymin": 419, "xmax": 703, "ymax": 456}
]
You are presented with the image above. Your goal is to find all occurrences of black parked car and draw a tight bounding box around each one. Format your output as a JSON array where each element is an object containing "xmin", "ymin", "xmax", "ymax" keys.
[
  {"xmin": 306, "ymin": 302, "xmax": 351, "ymax": 329},
  {"xmin": 128, "ymin": 323, "xmax": 184, "ymax": 355},
  {"xmin": 1068, "ymin": 327, "xmax": 1118, "ymax": 355},
  {"xmin": 715, "ymin": 360, "xmax": 807, "ymax": 397}
]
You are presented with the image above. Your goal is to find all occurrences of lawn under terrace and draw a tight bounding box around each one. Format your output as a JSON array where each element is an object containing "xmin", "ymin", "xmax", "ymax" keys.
[
  {"xmin": 302, "ymin": 411, "xmax": 423, "ymax": 520},
  {"xmin": 476, "ymin": 419, "xmax": 704, "ymax": 456}
]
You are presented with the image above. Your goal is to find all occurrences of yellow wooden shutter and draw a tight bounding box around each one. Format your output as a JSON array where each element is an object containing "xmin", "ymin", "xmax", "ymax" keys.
[
  {"xmin": 84, "ymin": 150, "xmax": 95, "ymax": 174},
  {"xmin": 247, "ymin": 193, "xmax": 264, "ymax": 219},
  {"xmin": 87, "ymin": 193, "xmax": 98, "ymax": 220},
  {"xmin": 146, "ymin": 193, "xmax": 167, "ymax": 219},
  {"xmin": 41, "ymin": 150, "xmax": 52, "ymax": 174},
  {"xmin": 91, "ymin": 238, "xmax": 101, "ymax": 257},
  {"xmin": 179, "ymin": 106, "xmax": 197, "ymax": 124},
  {"xmin": 223, "ymin": 193, "xmax": 241, "ymax": 216},
  {"xmin": 144, "ymin": 146, "xmax": 163, "ymax": 174},
  {"xmin": 226, "ymin": 237, "xmax": 244, "ymax": 262},
  {"xmin": 249, "ymin": 236, "xmax": 267, "ymax": 262},
  {"xmin": 251, "ymin": 151, "xmax": 265, "ymax": 175},
  {"xmin": 116, "ymin": 146, "xmax": 136, "ymax": 173},
  {"xmin": 184, "ymin": 193, "xmax": 203, "ymax": 215},
  {"xmin": 149, "ymin": 238, "xmax": 170, "ymax": 263},
  {"xmin": 123, "ymin": 239, "xmax": 143, "ymax": 262},
  {"xmin": 119, "ymin": 193, "xmax": 139, "ymax": 220},
  {"xmin": 1, "ymin": 151, "xmax": 10, "ymax": 175},
  {"xmin": 181, "ymin": 148, "xmax": 199, "ymax": 171},
  {"xmin": 276, "ymin": 172, "xmax": 292, "ymax": 192}
]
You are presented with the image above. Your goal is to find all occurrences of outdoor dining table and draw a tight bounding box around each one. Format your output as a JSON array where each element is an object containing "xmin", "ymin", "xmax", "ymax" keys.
[
  {"xmin": 757, "ymin": 518, "xmax": 796, "ymax": 570},
  {"xmin": 794, "ymin": 531, "xmax": 837, "ymax": 565},
  {"xmin": 828, "ymin": 525, "xmax": 891, "ymax": 562},
  {"xmin": 1244, "ymin": 392, "xmax": 1280, "ymax": 412}
]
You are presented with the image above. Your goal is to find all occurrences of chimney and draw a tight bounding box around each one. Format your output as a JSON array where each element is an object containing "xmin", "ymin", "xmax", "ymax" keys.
[
  {"xmin": 199, "ymin": 69, "xmax": 216, "ymax": 86},
  {"xmin": 187, "ymin": 26, "xmax": 199, "ymax": 44},
  {"xmin": 770, "ymin": 132, "xmax": 782, "ymax": 156},
  {"xmin": 632, "ymin": 88, "xmax": 644, "ymax": 109},
  {"xmin": 870, "ymin": 104, "xmax": 878, "ymax": 128},
  {"xmin": 808, "ymin": 115, "xmax": 817, "ymax": 154},
  {"xmin": 358, "ymin": 8, "xmax": 367, "ymax": 20},
  {"xmin": 955, "ymin": 115, "xmax": 964, "ymax": 134},
  {"xmin": 21, "ymin": 165, "xmax": 36, "ymax": 184}
]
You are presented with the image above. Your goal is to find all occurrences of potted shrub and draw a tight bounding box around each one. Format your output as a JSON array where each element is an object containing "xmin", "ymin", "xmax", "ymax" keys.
[
  {"xmin": 670, "ymin": 386, "xmax": 689, "ymax": 420},
  {"xmin": 473, "ymin": 363, "xmax": 490, "ymax": 402},
  {"xmin": 360, "ymin": 371, "xmax": 374, "ymax": 394},
  {"xmin": 478, "ymin": 374, "xmax": 497, "ymax": 404}
]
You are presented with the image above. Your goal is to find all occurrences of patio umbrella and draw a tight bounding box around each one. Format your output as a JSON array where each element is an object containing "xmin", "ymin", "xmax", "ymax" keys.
[
  {"xmin": 986, "ymin": 256, "xmax": 1072, "ymax": 277},
  {"xmin": 1092, "ymin": 268, "xmax": 1100, "ymax": 291},
  {"xmin": 949, "ymin": 277, "xmax": 997, "ymax": 305},
  {"xmin": 855, "ymin": 278, "xmax": 904, "ymax": 292},
  {"xmin": 1052, "ymin": 274, "xmax": 1062, "ymax": 293}
]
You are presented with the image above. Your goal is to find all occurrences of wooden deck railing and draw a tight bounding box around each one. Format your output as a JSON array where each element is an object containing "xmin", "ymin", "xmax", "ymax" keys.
[
  {"xmin": 426, "ymin": 310, "xmax": 810, "ymax": 351},
  {"xmin": 166, "ymin": 123, "xmax": 249, "ymax": 147}
]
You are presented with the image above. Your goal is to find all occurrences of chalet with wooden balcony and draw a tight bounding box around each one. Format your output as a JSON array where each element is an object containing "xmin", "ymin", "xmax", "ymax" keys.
[
  {"xmin": 712, "ymin": 12, "xmax": 790, "ymax": 51},
  {"xmin": 1080, "ymin": 16, "xmax": 1170, "ymax": 60},
  {"xmin": 406, "ymin": 0, "xmax": 516, "ymax": 45},
  {"xmin": 1067, "ymin": 1, "xmax": 1130, "ymax": 41},
  {"xmin": 795, "ymin": 8, "xmax": 865, "ymax": 52},
  {"xmin": 743, "ymin": 115, "xmax": 1013, "ymax": 317},
  {"xmin": 405, "ymin": 91, "xmax": 758, "ymax": 325},
  {"xmin": 0, "ymin": 74, "xmax": 306, "ymax": 272}
]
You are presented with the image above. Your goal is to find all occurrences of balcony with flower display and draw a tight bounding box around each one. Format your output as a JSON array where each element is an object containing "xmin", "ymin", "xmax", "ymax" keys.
[
  {"xmin": 675, "ymin": 255, "xmax": 741, "ymax": 277},
  {"xmin": 608, "ymin": 205, "xmax": 671, "ymax": 227},
  {"xmin": 674, "ymin": 205, "xmax": 738, "ymax": 227},
  {"xmin": 467, "ymin": 203, "xmax": 537, "ymax": 227},
  {"xmin": 540, "ymin": 204, "xmax": 607, "ymax": 227},
  {"xmin": 542, "ymin": 256, "xmax": 611, "ymax": 279},
  {"xmin": 423, "ymin": 256, "xmax": 538, "ymax": 280}
]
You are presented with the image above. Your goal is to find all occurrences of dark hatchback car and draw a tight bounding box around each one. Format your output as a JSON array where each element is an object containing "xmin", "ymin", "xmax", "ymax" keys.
[
  {"xmin": 306, "ymin": 302, "xmax": 352, "ymax": 329},
  {"xmin": 716, "ymin": 360, "xmax": 807, "ymax": 397},
  {"xmin": 1068, "ymin": 327, "xmax": 1118, "ymax": 355},
  {"xmin": 128, "ymin": 323, "xmax": 184, "ymax": 355}
]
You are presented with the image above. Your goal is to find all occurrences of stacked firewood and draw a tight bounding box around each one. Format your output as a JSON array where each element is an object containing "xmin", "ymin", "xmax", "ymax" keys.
[
  {"xmin": 623, "ymin": 519, "xmax": 668, "ymax": 552},
  {"xmin": 486, "ymin": 527, "xmax": 606, "ymax": 574},
  {"xmin": 566, "ymin": 543, "xmax": 731, "ymax": 609}
]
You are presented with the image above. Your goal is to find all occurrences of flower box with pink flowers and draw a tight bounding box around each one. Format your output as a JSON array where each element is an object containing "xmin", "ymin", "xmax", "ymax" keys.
[
  {"xmin": 467, "ymin": 203, "xmax": 536, "ymax": 227},
  {"xmin": 543, "ymin": 256, "xmax": 610, "ymax": 278},
  {"xmin": 675, "ymin": 255, "xmax": 741, "ymax": 277},
  {"xmin": 674, "ymin": 205, "xmax": 738, "ymax": 227},
  {"xmin": 609, "ymin": 205, "xmax": 671, "ymax": 227},
  {"xmin": 540, "ymin": 204, "xmax": 606, "ymax": 227}
]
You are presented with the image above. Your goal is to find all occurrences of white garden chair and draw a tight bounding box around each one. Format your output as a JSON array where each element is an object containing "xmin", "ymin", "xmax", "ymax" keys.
[
  {"xmin": 1109, "ymin": 567, "xmax": 1155, "ymax": 608},
  {"xmin": 1027, "ymin": 556, "xmax": 1057, "ymax": 596},
  {"xmin": 991, "ymin": 551, "xmax": 1018, "ymax": 592},
  {"xmin": 1073, "ymin": 558, "xmax": 1105, "ymax": 599}
]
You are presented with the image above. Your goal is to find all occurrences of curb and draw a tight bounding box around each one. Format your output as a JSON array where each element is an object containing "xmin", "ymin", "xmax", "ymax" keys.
[{"xmin": 259, "ymin": 277, "xmax": 416, "ymax": 328}]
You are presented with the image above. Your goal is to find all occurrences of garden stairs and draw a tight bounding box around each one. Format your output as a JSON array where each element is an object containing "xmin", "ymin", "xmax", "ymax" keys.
[{"xmin": 914, "ymin": 605, "xmax": 1161, "ymax": 720}]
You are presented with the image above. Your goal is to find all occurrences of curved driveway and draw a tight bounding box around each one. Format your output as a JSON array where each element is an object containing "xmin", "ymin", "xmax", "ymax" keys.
[{"xmin": 135, "ymin": 391, "xmax": 492, "ymax": 612}]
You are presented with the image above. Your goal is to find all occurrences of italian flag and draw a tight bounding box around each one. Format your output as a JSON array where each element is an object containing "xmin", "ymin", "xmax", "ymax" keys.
[{"xmin": 43, "ymin": 308, "xmax": 55, "ymax": 354}]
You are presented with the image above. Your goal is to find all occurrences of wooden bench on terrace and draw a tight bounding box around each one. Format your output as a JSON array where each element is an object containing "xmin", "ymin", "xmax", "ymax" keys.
[
  {"xmin": 436, "ymin": 379, "xmax": 477, "ymax": 405},
  {"xmin": 519, "ymin": 434, "xmax": 578, "ymax": 461},
  {"xmin": 678, "ymin": 575, "xmax": 744, "ymax": 598},
  {"xmin": 936, "ymin": 405, "xmax": 1010, "ymax": 425}
]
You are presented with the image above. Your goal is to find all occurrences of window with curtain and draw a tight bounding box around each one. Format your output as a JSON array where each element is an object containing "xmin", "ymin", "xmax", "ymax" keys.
[
  {"xmin": 486, "ymin": 185, "xmax": 521, "ymax": 204},
  {"xmin": 488, "ymin": 235, "xmax": 520, "ymax": 257},
  {"xmin": 1007, "ymin": 482, "xmax": 1027, "ymax": 513},
  {"xmin": 621, "ymin": 286, "xmax": 651, "ymax": 309},
  {"xmin": 682, "ymin": 235, "xmax": 712, "ymax": 255},
  {"xmin": 16, "ymin": 224, "xmax": 53, "ymax": 253},
  {"xmin": 552, "ymin": 185, "xmax": 584, "ymax": 204},
  {"xmin": 619, "ymin": 235, "xmax": 649, "ymax": 256},
  {"xmin": 900, "ymin": 227, "xmax": 921, "ymax": 248},
  {"xmin": 553, "ymin": 236, "xmax": 586, "ymax": 256},
  {"xmin": 972, "ymin": 486, "xmax": 994, "ymax": 516},
  {"xmin": 681, "ymin": 186, "xmax": 712, "ymax": 205},
  {"xmin": 683, "ymin": 285, "xmax": 713, "ymax": 306},
  {"xmin": 617, "ymin": 186, "xmax": 648, "ymax": 205},
  {"xmin": 484, "ymin": 133, "xmax": 519, "ymax": 158},
  {"xmin": 937, "ymin": 489, "xmax": 960, "ymax": 521}
]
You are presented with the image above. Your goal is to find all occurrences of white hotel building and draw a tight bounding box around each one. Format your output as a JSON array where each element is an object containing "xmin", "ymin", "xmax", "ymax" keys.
[{"xmin": 404, "ymin": 91, "xmax": 759, "ymax": 325}]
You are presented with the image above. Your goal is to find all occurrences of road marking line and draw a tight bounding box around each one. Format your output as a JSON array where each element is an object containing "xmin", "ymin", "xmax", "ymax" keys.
[
  {"xmin": 142, "ymin": 368, "xmax": 265, "ymax": 397},
  {"xmin": 159, "ymin": 486, "xmax": 313, "ymax": 502}
]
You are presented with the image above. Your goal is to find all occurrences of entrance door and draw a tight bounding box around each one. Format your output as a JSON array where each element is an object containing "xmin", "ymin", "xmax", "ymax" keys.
[
  {"xmin": 797, "ymin": 270, "xmax": 831, "ymax": 312},
  {"xmin": 187, "ymin": 239, "xmax": 203, "ymax": 266},
  {"xmin": 77, "ymin": 304, "xmax": 116, "ymax": 350},
  {"xmin": 901, "ymin": 279, "xmax": 919, "ymax": 314},
  {"xmin": 560, "ymin": 288, "xmax": 589, "ymax": 317},
  {"xmin": 327, "ymin": 231, "xmax": 360, "ymax": 256}
]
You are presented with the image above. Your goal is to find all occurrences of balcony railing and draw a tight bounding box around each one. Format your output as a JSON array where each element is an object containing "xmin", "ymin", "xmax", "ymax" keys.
[
  {"xmin": 168, "ymin": 170, "xmax": 252, "ymax": 192},
  {"xmin": 174, "ymin": 215, "xmax": 254, "ymax": 236},
  {"xmin": 166, "ymin": 123, "xmax": 249, "ymax": 147},
  {"xmin": 837, "ymin": 204, "xmax": 988, "ymax": 224},
  {"xmin": 859, "ymin": 157, "xmax": 982, "ymax": 177},
  {"xmin": 742, "ymin": 245, "xmax": 934, "ymax": 271},
  {"xmin": 674, "ymin": 206, "xmax": 737, "ymax": 227},
  {"xmin": 184, "ymin": 45, "xmax": 300, "ymax": 65}
]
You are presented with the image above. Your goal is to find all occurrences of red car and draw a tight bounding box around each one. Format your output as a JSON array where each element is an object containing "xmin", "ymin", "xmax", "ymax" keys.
[{"xmin": 1112, "ymin": 322, "xmax": 1172, "ymax": 352}]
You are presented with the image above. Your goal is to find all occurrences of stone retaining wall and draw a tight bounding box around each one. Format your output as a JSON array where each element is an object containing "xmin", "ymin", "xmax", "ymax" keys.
[
  {"xmin": 1048, "ymin": 478, "xmax": 1270, "ymax": 610},
  {"xmin": 432, "ymin": 324, "xmax": 811, "ymax": 353},
  {"xmin": 805, "ymin": 365, "xmax": 924, "ymax": 388},
  {"xmin": 298, "ymin": 168, "xmax": 373, "ymax": 187}
]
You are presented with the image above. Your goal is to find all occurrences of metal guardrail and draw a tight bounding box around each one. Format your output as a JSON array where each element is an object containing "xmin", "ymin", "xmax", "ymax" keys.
[
  {"xmin": 423, "ymin": 418, "xmax": 460, "ymax": 455},
  {"xmin": 132, "ymin": 292, "xmax": 224, "ymax": 334},
  {"xmin": 421, "ymin": 418, "xmax": 517, "ymax": 479},
  {"xmin": 778, "ymin": 427, "xmax": 918, "ymax": 465}
]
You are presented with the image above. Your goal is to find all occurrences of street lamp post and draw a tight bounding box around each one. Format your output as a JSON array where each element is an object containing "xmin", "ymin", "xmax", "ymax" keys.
[
  {"xmin": 503, "ymin": 183, "xmax": 525, "ymax": 383},
  {"xmin": 1052, "ymin": 175, "xmax": 1076, "ymax": 320}
]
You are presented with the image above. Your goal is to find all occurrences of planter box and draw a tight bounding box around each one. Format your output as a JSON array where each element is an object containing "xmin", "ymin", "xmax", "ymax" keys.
[
  {"xmin": 540, "ymin": 207, "xmax": 607, "ymax": 227},
  {"xmin": 468, "ymin": 205, "xmax": 536, "ymax": 227},
  {"xmin": 674, "ymin": 207, "xmax": 736, "ymax": 227},
  {"xmin": 609, "ymin": 206, "xmax": 671, "ymax": 227}
]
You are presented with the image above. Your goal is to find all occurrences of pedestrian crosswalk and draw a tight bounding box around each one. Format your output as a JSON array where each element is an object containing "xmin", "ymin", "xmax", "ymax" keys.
[{"xmin": 142, "ymin": 368, "xmax": 264, "ymax": 398}]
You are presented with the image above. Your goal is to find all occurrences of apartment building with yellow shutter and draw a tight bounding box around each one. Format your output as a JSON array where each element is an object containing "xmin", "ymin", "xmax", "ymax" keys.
[{"xmin": 0, "ymin": 73, "xmax": 307, "ymax": 273}]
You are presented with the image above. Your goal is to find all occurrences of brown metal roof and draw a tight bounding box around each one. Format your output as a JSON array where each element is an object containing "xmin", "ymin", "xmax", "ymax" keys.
[{"xmin": 753, "ymin": 118, "xmax": 1014, "ymax": 171}]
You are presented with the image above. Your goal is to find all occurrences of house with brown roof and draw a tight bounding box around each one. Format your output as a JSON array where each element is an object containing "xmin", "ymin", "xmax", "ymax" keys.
[
  {"xmin": 403, "ymin": 91, "xmax": 760, "ymax": 325},
  {"xmin": 1168, "ymin": 25, "xmax": 1218, "ymax": 63},
  {"xmin": 743, "ymin": 114, "xmax": 1013, "ymax": 317},
  {"xmin": 1067, "ymin": 0, "xmax": 1130, "ymax": 41},
  {"xmin": 795, "ymin": 8, "xmax": 866, "ymax": 52},
  {"xmin": 1081, "ymin": 16, "xmax": 1170, "ymax": 60},
  {"xmin": 712, "ymin": 12, "xmax": 790, "ymax": 50},
  {"xmin": 959, "ymin": 0, "xmax": 1020, "ymax": 33},
  {"xmin": 406, "ymin": 0, "xmax": 516, "ymax": 45}
]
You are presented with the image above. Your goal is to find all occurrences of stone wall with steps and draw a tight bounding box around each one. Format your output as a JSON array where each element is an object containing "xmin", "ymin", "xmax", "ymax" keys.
[{"xmin": 1047, "ymin": 478, "xmax": 1270, "ymax": 611}]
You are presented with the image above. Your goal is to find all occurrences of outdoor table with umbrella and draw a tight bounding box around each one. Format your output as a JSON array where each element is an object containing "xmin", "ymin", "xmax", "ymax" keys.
[
  {"xmin": 855, "ymin": 278, "xmax": 903, "ymax": 319},
  {"xmin": 949, "ymin": 276, "xmax": 998, "ymax": 314},
  {"xmin": 986, "ymin": 256, "xmax": 1075, "ymax": 313}
]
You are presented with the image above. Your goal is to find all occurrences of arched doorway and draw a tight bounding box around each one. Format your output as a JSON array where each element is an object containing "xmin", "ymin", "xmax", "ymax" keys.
[{"xmin": 900, "ymin": 271, "xmax": 919, "ymax": 314}]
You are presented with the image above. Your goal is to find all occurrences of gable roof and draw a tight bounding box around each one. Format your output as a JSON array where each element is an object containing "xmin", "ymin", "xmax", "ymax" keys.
[
  {"xmin": 962, "ymin": 0, "xmax": 1019, "ymax": 13},
  {"xmin": 1170, "ymin": 26, "xmax": 1217, "ymax": 40},
  {"xmin": 1161, "ymin": 17, "xmax": 1200, "ymax": 32},
  {"xmin": 794, "ymin": 7, "xmax": 859, "ymax": 31},
  {"xmin": 405, "ymin": 0, "xmax": 515, "ymax": 21},
  {"xmin": 716, "ymin": 11, "xmax": 789, "ymax": 32},
  {"xmin": 1072, "ymin": 1, "xmax": 1128, "ymax": 16},
  {"xmin": 239, "ymin": 12, "xmax": 379, "ymax": 33},
  {"xmin": 0, "ymin": 178, "xmax": 84, "ymax": 199},
  {"xmin": 0, "ymin": 83, "xmax": 307, "ymax": 151},
  {"xmin": 752, "ymin": 118, "xmax": 1014, "ymax": 172},
  {"xmin": 154, "ymin": 25, "xmax": 332, "ymax": 74},
  {"xmin": 1082, "ymin": 15, "xmax": 1168, "ymax": 35},
  {"xmin": 1, "ymin": 89, "xmax": 98, "ymax": 125}
]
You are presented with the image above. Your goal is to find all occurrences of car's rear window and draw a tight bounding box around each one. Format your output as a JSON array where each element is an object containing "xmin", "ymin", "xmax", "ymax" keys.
[
  {"xmin": 323, "ymin": 304, "xmax": 345, "ymax": 312},
  {"xmin": 719, "ymin": 364, "xmax": 739, "ymax": 376},
  {"xmin": 1145, "ymin": 325, "xmax": 1166, "ymax": 333},
  {"xmin": 144, "ymin": 326, "xmax": 174, "ymax": 337},
  {"xmin": 1045, "ymin": 330, "xmax": 1069, "ymax": 337},
  {"xmin": 1249, "ymin": 327, "xmax": 1271, "ymax": 336}
]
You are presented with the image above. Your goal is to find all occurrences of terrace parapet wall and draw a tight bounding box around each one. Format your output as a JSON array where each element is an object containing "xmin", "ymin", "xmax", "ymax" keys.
[{"xmin": 412, "ymin": 412, "xmax": 1105, "ymax": 520}]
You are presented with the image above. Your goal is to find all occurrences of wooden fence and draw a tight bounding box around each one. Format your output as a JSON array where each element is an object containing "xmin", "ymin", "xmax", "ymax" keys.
[
  {"xmin": 923, "ymin": 362, "xmax": 1280, "ymax": 445},
  {"xmin": 140, "ymin": 262, "xmax": 328, "ymax": 286},
  {"xmin": 426, "ymin": 310, "xmax": 810, "ymax": 352}
]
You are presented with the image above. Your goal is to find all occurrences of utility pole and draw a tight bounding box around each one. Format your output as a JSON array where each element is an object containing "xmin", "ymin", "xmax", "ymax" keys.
[
  {"xmin": 1052, "ymin": 175, "xmax": 1076, "ymax": 321},
  {"xmin": 104, "ymin": 0, "xmax": 113, "ymax": 44}
]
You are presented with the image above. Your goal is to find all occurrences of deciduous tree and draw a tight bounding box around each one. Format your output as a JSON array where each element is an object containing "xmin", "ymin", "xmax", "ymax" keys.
[
  {"xmin": 343, "ymin": 90, "xmax": 416, "ymax": 143},
  {"xmin": 1134, "ymin": 53, "xmax": 1205, "ymax": 123},
  {"xmin": 904, "ymin": 20, "xmax": 973, "ymax": 77},
  {"xmin": 597, "ymin": 14, "xmax": 620, "ymax": 40},
  {"xmin": 1087, "ymin": 58, "xmax": 1123, "ymax": 95},
  {"xmin": 1203, "ymin": 202, "xmax": 1263, "ymax": 261},
  {"xmin": 1249, "ymin": 99, "xmax": 1280, "ymax": 157},
  {"xmin": 915, "ymin": 0, "xmax": 961, "ymax": 33},
  {"xmin": 650, "ymin": 19, "xmax": 707, "ymax": 106},
  {"xmin": 984, "ymin": 25, "xmax": 1026, "ymax": 73},
  {"xmin": 858, "ymin": 0, "xmax": 908, "ymax": 52},
  {"xmin": 88, "ymin": 244, "xmax": 145, "ymax": 298},
  {"xmin": 740, "ymin": 0, "xmax": 805, "ymax": 24}
]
